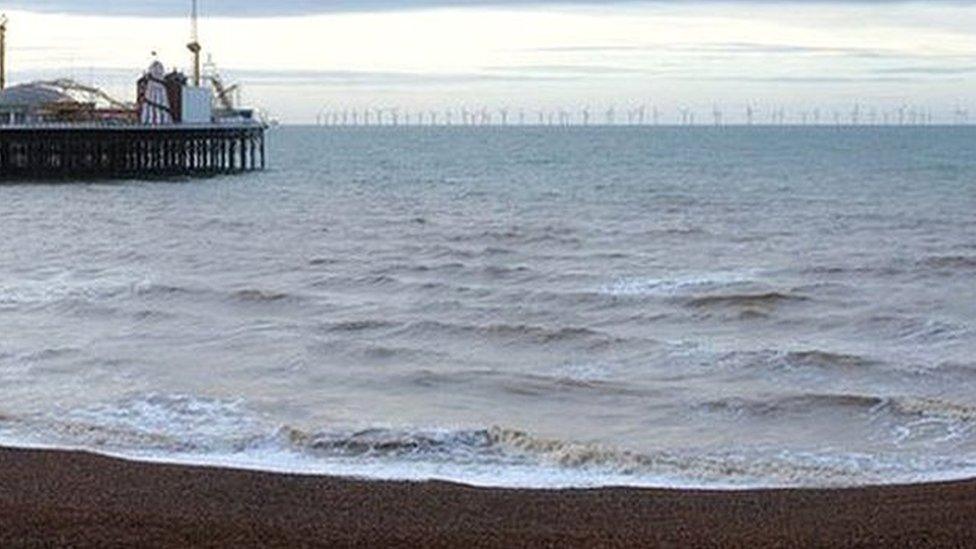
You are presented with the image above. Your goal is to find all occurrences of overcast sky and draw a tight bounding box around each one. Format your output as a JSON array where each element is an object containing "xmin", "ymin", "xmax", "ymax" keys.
[{"xmin": 4, "ymin": 1, "xmax": 975, "ymax": 123}]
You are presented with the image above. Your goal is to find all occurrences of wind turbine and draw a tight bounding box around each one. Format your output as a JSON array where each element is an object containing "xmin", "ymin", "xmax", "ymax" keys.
[
  {"xmin": 605, "ymin": 106, "xmax": 616, "ymax": 125},
  {"xmin": 745, "ymin": 105, "xmax": 755, "ymax": 126},
  {"xmin": 955, "ymin": 106, "xmax": 970, "ymax": 125},
  {"xmin": 712, "ymin": 104, "xmax": 723, "ymax": 127},
  {"xmin": 581, "ymin": 107, "xmax": 591, "ymax": 126}
]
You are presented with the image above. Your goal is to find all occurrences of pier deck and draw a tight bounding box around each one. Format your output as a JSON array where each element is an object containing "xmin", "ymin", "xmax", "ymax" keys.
[{"xmin": 0, "ymin": 123, "xmax": 266, "ymax": 180}]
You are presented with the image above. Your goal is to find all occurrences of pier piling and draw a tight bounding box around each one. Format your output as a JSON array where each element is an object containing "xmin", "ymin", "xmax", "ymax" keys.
[{"xmin": 0, "ymin": 124, "xmax": 265, "ymax": 180}]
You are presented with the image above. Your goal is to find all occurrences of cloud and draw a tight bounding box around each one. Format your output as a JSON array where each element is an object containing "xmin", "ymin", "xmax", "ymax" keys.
[
  {"xmin": 533, "ymin": 43, "xmax": 914, "ymax": 59},
  {"xmin": 13, "ymin": 66, "xmax": 579, "ymax": 88},
  {"xmin": 6, "ymin": 1, "xmax": 976, "ymax": 17},
  {"xmin": 481, "ymin": 64, "xmax": 645, "ymax": 75},
  {"xmin": 676, "ymin": 75, "xmax": 946, "ymax": 84},
  {"xmin": 872, "ymin": 66, "xmax": 976, "ymax": 75},
  {"xmin": 4, "ymin": 1, "xmax": 633, "ymax": 17}
]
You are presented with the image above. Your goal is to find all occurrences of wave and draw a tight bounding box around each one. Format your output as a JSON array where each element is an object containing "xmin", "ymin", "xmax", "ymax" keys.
[
  {"xmin": 322, "ymin": 319, "xmax": 399, "ymax": 333},
  {"xmin": 918, "ymin": 255, "xmax": 976, "ymax": 271},
  {"xmin": 308, "ymin": 257, "xmax": 341, "ymax": 267},
  {"xmin": 644, "ymin": 227, "xmax": 709, "ymax": 237},
  {"xmin": 602, "ymin": 271, "xmax": 754, "ymax": 297},
  {"xmin": 0, "ymin": 273, "xmax": 158, "ymax": 307},
  {"xmin": 231, "ymin": 289, "xmax": 292, "ymax": 303},
  {"xmin": 802, "ymin": 266, "xmax": 906, "ymax": 278},
  {"xmin": 396, "ymin": 320, "xmax": 617, "ymax": 347},
  {"xmin": 4, "ymin": 393, "xmax": 976, "ymax": 489},
  {"xmin": 402, "ymin": 367, "xmax": 651, "ymax": 398},
  {"xmin": 782, "ymin": 350, "xmax": 878, "ymax": 370},
  {"xmin": 701, "ymin": 392, "xmax": 976, "ymax": 424},
  {"xmin": 683, "ymin": 292, "xmax": 808, "ymax": 315},
  {"xmin": 859, "ymin": 315, "xmax": 965, "ymax": 344},
  {"xmin": 445, "ymin": 226, "xmax": 582, "ymax": 247}
]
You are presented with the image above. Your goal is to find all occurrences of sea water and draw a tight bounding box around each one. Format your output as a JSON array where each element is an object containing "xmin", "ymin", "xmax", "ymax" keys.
[{"xmin": 1, "ymin": 126, "xmax": 974, "ymax": 488}]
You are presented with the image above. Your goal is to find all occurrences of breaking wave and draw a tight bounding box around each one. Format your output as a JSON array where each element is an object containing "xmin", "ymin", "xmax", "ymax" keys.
[
  {"xmin": 602, "ymin": 271, "xmax": 754, "ymax": 297},
  {"xmin": 3, "ymin": 393, "xmax": 976, "ymax": 489}
]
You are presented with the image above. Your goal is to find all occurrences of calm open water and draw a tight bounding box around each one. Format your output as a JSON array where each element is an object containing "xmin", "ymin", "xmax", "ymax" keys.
[{"xmin": 1, "ymin": 126, "xmax": 974, "ymax": 488}]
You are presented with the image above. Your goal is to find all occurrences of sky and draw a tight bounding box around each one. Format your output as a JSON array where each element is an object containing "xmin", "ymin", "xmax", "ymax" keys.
[{"xmin": 3, "ymin": 1, "xmax": 975, "ymax": 123}]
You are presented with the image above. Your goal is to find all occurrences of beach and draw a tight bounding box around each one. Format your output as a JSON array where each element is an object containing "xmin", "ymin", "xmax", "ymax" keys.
[{"xmin": 2, "ymin": 447, "xmax": 976, "ymax": 547}]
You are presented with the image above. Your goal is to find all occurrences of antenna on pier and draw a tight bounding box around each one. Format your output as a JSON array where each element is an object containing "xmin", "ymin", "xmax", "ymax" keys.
[
  {"xmin": 187, "ymin": 0, "xmax": 202, "ymax": 87},
  {"xmin": 0, "ymin": 14, "xmax": 8, "ymax": 91}
]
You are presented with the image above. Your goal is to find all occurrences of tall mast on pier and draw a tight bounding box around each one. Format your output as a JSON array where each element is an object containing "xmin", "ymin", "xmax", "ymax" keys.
[
  {"xmin": 1, "ymin": 14, "xmax": 8, "ymax": 91},
  {"xmin": 187, "ymin": 0, "xmax": 202, "ymax": 86}
]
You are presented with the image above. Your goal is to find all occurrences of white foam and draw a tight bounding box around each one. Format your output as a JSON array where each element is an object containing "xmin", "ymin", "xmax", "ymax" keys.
[
  {"xmin": 602, "ymin": 271, "xmax": 755, "ymax": 297},
  {"xmin": 0, "ymin": 269, "xmax": 154, "ymax": 306},
  {"xmin": 4, "ymin": 392, "xmax": 976, "ymax": 491}
]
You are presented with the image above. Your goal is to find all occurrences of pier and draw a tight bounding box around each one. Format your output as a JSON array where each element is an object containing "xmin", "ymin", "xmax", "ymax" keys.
[
  {"xmin": 0, "ymin": 6, "xmax": 269, "ymax": 182},
  {"xmin": 0, "ymin": 124, "xmax": 265, "ymax": 180}
]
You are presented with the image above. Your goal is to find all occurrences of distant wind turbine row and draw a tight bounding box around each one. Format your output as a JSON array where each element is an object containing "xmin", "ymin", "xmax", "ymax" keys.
[{"xmin": 314, "ymin": 104, "xmax": 973, "ymax": 127}]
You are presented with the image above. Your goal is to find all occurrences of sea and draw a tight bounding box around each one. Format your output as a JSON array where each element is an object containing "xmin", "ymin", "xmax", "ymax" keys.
[{"xmin": 1, "ymin": 126, "xmax": 974, "ymax": 489}]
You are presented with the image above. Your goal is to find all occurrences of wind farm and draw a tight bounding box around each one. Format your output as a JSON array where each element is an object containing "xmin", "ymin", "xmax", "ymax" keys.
[{"xmin": 313, "ymin": 103, "xmax": 967, "ymax": 127}]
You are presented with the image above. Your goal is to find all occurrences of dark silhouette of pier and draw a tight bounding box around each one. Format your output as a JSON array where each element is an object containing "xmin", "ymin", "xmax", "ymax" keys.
[{"xmin": 0, "ymin": 124, "xmax": 265, "ymax": 180}]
